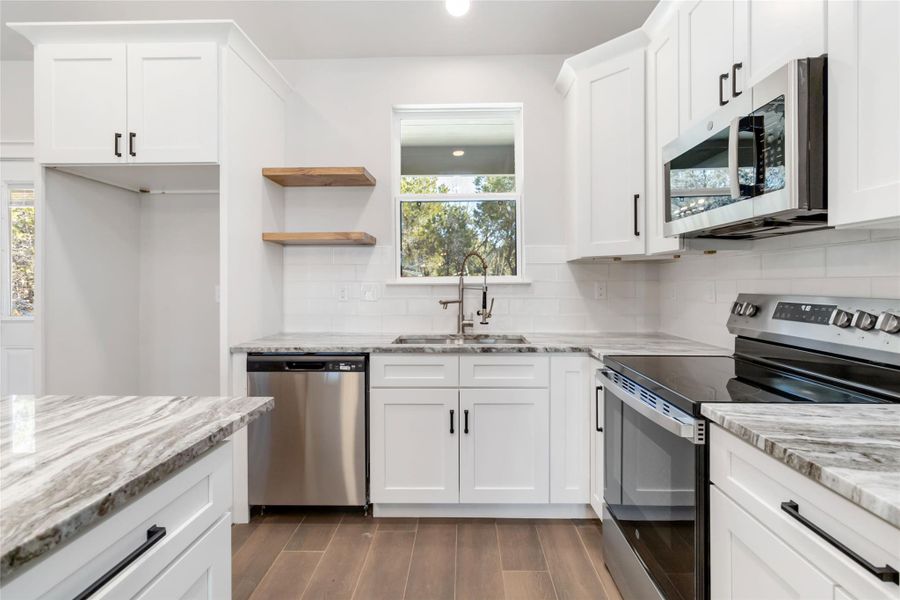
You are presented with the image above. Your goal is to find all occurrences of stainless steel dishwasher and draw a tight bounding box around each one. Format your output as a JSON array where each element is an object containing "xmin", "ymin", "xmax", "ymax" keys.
[{"xmin": 247, "ymin": 354, "xmax": 367, "ymax": 507}]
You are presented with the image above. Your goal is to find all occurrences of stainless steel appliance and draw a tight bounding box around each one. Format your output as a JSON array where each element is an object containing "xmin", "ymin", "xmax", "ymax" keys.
[
  {"xmin": 663, "ymin": 57, "xmax": 826, "ymax": 239},
  {"xmin": 601, "ymin": 294, "xmax": 900, "ymax": 600},
  {"xmin": 247, "ymin": 354, "xmax": 367, "ymax": 507}
]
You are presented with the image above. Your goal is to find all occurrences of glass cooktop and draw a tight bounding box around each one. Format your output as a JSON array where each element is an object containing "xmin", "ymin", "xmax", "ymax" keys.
[{"xmin": 603, "ymin": 353, "xmax": 892, "ymax": 417}]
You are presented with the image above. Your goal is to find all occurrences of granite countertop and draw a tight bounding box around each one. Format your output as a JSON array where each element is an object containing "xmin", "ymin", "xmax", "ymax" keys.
[
  {"xmin": 231, "ymin": 332, "xmax": 727, "ymax": 362},
  {"xmin": 702, "ymin": 403, "xmax": 900, "ymax": 529},
  {"xmin": 0, "ymin": 395, "xmax": 273, "ymax": 578}
]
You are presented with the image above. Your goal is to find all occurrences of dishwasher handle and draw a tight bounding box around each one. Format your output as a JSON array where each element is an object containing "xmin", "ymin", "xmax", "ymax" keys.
[{"xmin": 248, "ymin": 354, "xmax": 366, "ymax": 372}]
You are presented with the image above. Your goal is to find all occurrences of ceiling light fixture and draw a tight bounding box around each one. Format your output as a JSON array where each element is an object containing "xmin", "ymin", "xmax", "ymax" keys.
[
  {"xmin": 446, "ymin": 0, "xmax": 470, "ymax": 17},
  {"xmin": 452, "ymin": 149, "xmax": 466, "ymax": 157}
]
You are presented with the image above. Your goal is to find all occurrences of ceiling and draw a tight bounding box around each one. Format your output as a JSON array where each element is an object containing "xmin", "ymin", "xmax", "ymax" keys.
[{"xmin": 0, "ymin": 0, "xmax": 657, "ymax": 61}]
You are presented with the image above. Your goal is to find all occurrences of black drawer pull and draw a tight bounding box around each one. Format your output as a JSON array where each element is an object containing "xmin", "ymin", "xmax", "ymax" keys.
[
  {"xmin": 128, "ymin": 132, "xmax": 137, "ymax": 157},
  {"xmin": 114, "ymin": 133, "xmax": 122, "ymax": 157},
  {"xmin": 633, "ymin": 194, "xmax": 640, "ymax": 237},
  {"xmin": 595, "ymin": 387, "xmax": 603, "ymax": 432},
  {"xmin": 450, "ymin": 409, "xmax": 455, "ymax": 434},
  {"xmin": 464, "ymin": 409, "xmax": 469, "ymax": 434},
  {"xmin": 74, "ymin": 525, "xmax": 167, "ymax": 600},
  {"xmin": 781, "ymin": 501, "xmax": 899, "ymax": 585}
]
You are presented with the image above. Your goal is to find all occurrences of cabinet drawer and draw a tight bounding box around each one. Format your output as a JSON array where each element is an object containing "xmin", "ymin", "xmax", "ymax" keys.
[
  {"xmin": 371, "ymin": 354, "xmax": 459, "ymax": 387},
  {"xmin": 459, "ymin": 355, "xmax": 549, "ymax": 388},
  {"xmin": 2, "ymin": 443, "xmax": 232, "ymax": 600},
  {"xmin": 710, "ymin": 426, "xmax": 899, "ymax": 599},
  {"xmin": 133, "ymin": 514, "xmax": 230, "ymax": 600}
]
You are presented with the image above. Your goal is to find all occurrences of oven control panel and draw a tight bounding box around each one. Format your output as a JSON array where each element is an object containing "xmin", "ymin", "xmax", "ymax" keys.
[{"xmin": 727, "ymin": 294, "xmax": 900, "ymax": 367}]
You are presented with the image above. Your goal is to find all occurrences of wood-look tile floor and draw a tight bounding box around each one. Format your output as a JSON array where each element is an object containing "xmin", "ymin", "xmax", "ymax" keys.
[{"xmin": 232, "ymin": 509, "xmax": 623, "ymax": 600}]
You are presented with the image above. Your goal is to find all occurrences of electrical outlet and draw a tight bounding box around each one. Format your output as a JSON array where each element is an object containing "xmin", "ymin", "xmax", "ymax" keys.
[
  {"xmin": 337, "ymin": 284, "xmax": 350, "ymax": 302},
  {"xmin": 361, "ymin": 283, "xmax": 379, "ymax": 302},
  {"xmin": 594, "ymin": 281, "xmax": 607, "ymax": 300}
]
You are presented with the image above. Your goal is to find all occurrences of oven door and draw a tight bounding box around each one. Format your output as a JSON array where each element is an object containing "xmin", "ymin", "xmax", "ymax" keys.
[{"xmin": 601, "ymin": 370, "xmax": 707, "ymax": 600}]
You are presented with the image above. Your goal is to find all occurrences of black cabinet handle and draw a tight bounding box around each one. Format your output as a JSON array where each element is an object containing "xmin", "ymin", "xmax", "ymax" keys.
[
  {"xmin": 464, "ymin": 409, "xmax": 469, "ymax": 434},
  {"xmin": 74, "ymin": 525, "xmax": 167, "ymax": 600},
  {"xmin": 731, "ymin": 62, "xmax": 743, "ymax": 97},
  {"xmin": 450, "ymin": 409, "xmax": 455, "ymax": 434},
  {"xmin": 128, "ymin": 132, "xmax": 137, "ymax": 157},
  {"xmin": 781, "ymin": 501, "xmax": 899, "ymax": 585},
  {"xmin": 595, "ymin": 387, "xmax": 603, "ymax": 432},
  {"xmin": 114, "ymin": 133, "xmax": 122, "ymax": 157},
  {"xmin": 719, "ymin": 73, "xmax": 730, "ymax": 106},
  {"xmin": 633, "ymin": 194, "xmax": 640, "ymax": 237}
]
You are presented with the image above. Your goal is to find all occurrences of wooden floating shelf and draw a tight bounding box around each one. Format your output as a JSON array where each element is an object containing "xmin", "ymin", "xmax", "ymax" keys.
[
  {"xmin": 262, "ymin": 232, "xmax": 377, "ymax": 246},
  {"xmin": 262, "ymin": 167, "xmax": 376, "ymax": 187}
]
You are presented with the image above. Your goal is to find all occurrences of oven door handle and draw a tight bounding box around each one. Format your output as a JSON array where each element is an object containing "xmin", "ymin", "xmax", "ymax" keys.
[{"xmin": 600, "ymin": 371, "xmax": 698, "ymax": 441}]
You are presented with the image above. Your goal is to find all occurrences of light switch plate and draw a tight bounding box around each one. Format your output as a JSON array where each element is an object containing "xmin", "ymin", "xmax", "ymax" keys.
[
  {"xmin": 594, "ymin": 281, "xmax": 607, "ymax": 300},
  {"xmin": 337, "ymin": 284, "xmax": 350, "ymax": 302}
]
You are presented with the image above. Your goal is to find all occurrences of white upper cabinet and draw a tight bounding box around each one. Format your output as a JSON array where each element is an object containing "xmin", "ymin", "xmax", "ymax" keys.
[
  {"xmin": 828, "ymin": 0, "xmax": 900, "ymax": 228},
  {"xmin": 126, "ymin": 43, "xmax": 218, "ymax": 164},
  {"xmin": 645, "ymin": 17, "xmax": 684, "ymax": 255},
  {"xmin": 733, "ymin": 0, "xmax": 826, "ymax": 89},
  {"xmin": 678, "ymin": 0, "xmax": 735, "ymax": 131},
  {"xmin": 564, "ymin": 42, "xmax": 647, "ymax": 259},
  {"xmin": 35, "ymin": 44, "xmax": 128, "ymax": 164},
  {"xmin": 34, "ymin": 42, "xmax": 218, "ymax": 165}
]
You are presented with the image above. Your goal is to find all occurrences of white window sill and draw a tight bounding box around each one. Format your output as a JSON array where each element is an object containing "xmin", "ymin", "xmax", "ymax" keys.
[
  {"xmin": 1, "ymin": 316, "xmax": 34, "ymax": 322},
  {"xmin": 386, "ymin": 277, "xmax": 532, "ymax": 287}
]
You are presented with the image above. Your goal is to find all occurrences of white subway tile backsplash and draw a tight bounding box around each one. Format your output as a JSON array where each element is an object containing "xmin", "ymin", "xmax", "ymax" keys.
[
  {"xmin": 826, "ymin": 240, "xmax": 900, "ymax": 278},
  {"xmin": 871, "ymin": 277, "xmax": 900, "ymax": 299},
  {"xmin": 761, "ymin": 248, "xmax": 826, "ymax": 279}
]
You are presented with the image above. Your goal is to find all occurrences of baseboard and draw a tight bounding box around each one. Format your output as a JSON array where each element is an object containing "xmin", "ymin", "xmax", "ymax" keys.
[{"xmin": 373, "ymin": 503, "xmax": 599, "ymax": 519}]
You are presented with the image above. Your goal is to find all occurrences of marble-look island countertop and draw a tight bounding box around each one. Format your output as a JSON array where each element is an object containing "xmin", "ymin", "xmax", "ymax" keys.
[
  {"xmin": 702, "ymin": 403, "xmax": 900, "ymax": 529},
  {"xmin": 231, "ymin": 332, "xmax": 727, "ymax": 361},
  {"xmin": 0, "ymin": 395, "xmax": 273, "ymax": 578}
]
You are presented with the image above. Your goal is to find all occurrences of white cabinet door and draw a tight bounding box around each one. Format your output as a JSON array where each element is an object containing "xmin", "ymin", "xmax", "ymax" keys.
[
  {"xmin": 126, "ymin": 43, "xmax": 218, "ymax": 164},
  {"xmin": 370, "ymin": 388, "xmax": 459, "ymax": 504},
  {"xmin": 679, "ymin": 0, "xmax": 735, "ymax": 131},
  {"xmin": 459, "ymin": 388, "xmax": 549, "ymax": 503},
  {"xmin": 575, "ymin": 48, "xmax": 646, "ymax": 258},
  {"xmin": 549, "ymin": 356, "xmax": 590, "ymax": 504},
  {"xmin": 710, "ymin": 486, "xmax": 836, "ymax": 600},
  {"xmin": 827, "ymin": 0, "xmax": 900, "ymax": 228},
  {"xmin": 35, "ymin": 44, "xmax": 127, "ymax": 164},
  {"xmin": 645, "ymin": 16, "xmax": 684, "ymax": 255},
  {"xmin": 733, "ymin": 0, "xmax": 826, "ymax": 92},
  {"xmin": 590, "ymin": 382, "xmax": 604, "ymax": 519},
  {"xmin": 132, "ymin": 515, "xmax": 230, "ymax": 600}
]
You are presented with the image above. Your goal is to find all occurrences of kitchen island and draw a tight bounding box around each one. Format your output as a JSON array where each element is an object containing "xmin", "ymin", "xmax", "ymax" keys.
[{"xmin": 0, "ymin": 394, "xmax": 272, "ymax": 599}]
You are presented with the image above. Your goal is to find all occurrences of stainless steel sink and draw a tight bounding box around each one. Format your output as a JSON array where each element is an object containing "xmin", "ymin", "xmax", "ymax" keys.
[{"xmin": 392, "ymin": 334, "xmax": 530, "ymax": 345}]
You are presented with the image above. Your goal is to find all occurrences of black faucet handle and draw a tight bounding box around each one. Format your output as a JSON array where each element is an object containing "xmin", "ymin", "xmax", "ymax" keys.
[{"xmin": 478, "ymin": 298, "xmax": 495, "ymax": 324}]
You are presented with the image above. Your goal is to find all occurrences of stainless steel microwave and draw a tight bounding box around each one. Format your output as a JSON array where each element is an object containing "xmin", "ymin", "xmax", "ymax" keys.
[{"xmin": 662, "ymin": 56, "xmax": 827, "ymax": 239}]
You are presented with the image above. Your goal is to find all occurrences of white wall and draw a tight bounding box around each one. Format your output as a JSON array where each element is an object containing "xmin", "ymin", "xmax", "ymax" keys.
[
  {"xmin": 43, "ymin": 169, "xmax": 141, "ymax": 394},
  {"xmin": 658, "ymin": 229, "xmax": 900, "ymax": 348},
  {"xmin": 139, "ymin": 193, "xmax": 219, "ymax": 395},
  {"xmin": 0, "ymin": 61, "xmax": 33, "ymax": 143},
  {"xmin": 274, "ymin": 55, "xmax": 661, "ymax": 334}
]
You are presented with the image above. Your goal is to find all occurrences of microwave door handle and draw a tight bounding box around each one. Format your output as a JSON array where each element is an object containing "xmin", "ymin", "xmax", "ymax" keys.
[{"xmin": 728, "ymin": 116, "xmax": 741, "ymax": 200}]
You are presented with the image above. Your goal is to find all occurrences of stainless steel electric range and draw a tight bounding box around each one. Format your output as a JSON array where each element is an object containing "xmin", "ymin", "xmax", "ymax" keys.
[{"xmin": 599, "ymin": 294, "xmax": 900, "ymax": 600}]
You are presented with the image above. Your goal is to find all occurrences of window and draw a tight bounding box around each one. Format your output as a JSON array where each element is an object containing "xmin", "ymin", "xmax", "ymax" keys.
[
  {"xmin": 394, "ymin": 106, "xmax": 523, "ymax": 281},
  {"xmin": 3, "ymin": 186, "xmax": 35, "ymax": 317}
]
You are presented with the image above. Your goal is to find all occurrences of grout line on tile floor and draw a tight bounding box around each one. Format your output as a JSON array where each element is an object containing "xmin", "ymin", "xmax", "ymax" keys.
[
  {"xmin": 347, "ymin": 524, "xmax": 376, "ymax": 600},
  {"xmin": 400, "ymin": 528, "xmax": 417, "ymax": 600},
  {"xmin": 533, "ymin": 523, "xmax": 561, "ymax": 600},
  {"xmin": 575, "ymin": 524, "xmax": 611, "ymax": 600}
]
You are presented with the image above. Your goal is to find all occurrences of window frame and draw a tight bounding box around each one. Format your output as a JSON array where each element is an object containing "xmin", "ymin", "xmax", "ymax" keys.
[
  {"xmin": 1, "ymin": 177, "xmax": 35, "ymax": 320},
  {"xmin": 391, "ymin": 104, "xmax": 525, "ymax": 284}
]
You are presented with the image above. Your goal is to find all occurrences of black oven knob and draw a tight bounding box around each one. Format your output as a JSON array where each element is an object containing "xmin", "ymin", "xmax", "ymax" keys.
[
  {"xmin": 851, "ymin": 310, "xmax": 877, "ymax": 331},
  {"xmin": 739, "ymin": 302, "xmax": 758, "ymax": 317},
  {"xmin": 876, "ymin": 312, "xmax": 900, "ymax": 334},
  {"xmin": 731, "ymin": 301, "xmax": 743, "ymax": 316},
  {"xmin": 829, "ymin": 308, "xmax": 853, "ymax": 328}
]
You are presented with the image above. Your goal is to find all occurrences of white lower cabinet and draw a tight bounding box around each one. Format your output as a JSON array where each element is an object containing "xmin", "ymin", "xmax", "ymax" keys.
[
  {"xmin": 589, "ymin": 370, "xmax": 604, "ymax": 518},
  {"xmin": 709, "ymin": 425, "xmax": 899, "ymax": 600},
  {"xmin": 370, "ymin": 354, "xmax": 588, "ymax": 509},
  {"xmin": 459, "ymin": 388, "xmax": 549, "ymax": 504},
  {"xmin": 0, "ymin": 443, "xmax": 233, "ymax": 600},
  {"xmin": 370, "ymin": 388, "xmax": 459, "ymax": 503},
  {"xmin": 711, "ymin": 486, "xmax": 835, "ymax": 599}
]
